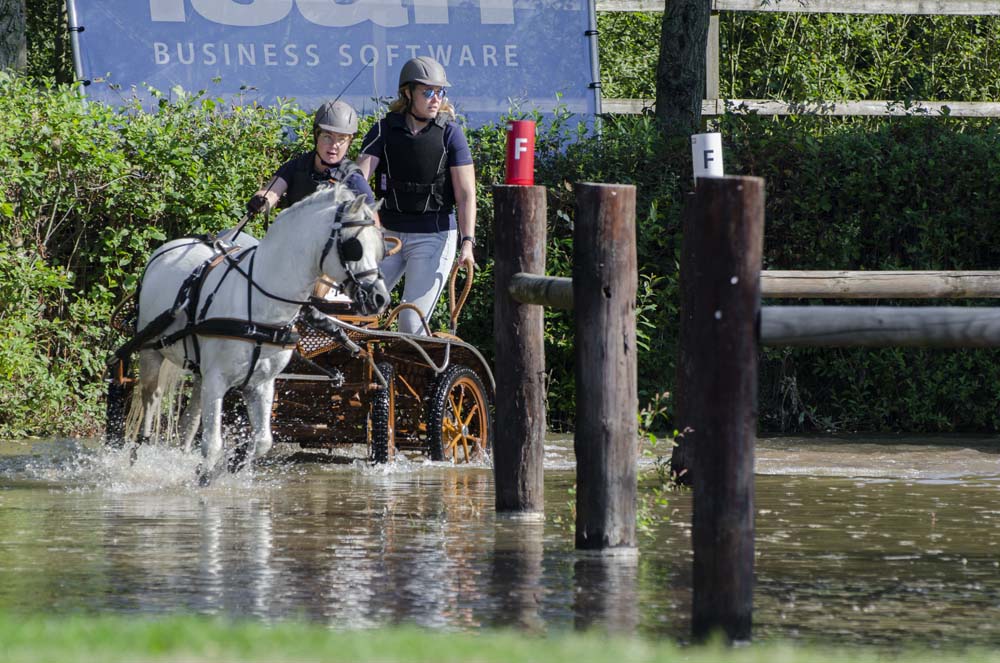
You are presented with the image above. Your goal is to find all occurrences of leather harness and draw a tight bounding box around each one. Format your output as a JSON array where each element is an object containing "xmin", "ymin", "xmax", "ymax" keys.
[{"xmin": 111, "ymin": 199, "xmax": 380, "ymax": 390}]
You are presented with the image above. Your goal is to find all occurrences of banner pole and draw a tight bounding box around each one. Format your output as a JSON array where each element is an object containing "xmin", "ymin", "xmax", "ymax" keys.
[
  {"xmin": 65, "ymin": 0, "xmax": 88, "ymax": 101},
  {"xmin": 585, "ymin": 0, "xmax": 602, "ymax": 129}
]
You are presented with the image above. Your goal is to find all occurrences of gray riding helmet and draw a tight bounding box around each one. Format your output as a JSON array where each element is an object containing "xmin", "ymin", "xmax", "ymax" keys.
[
  {"xmin": 398, "ymin": 56, "xmax": 451, "ymax": 89},
  {"xmin": 313, "ymin": 100, "xmax": 358, "ymax": 135}
]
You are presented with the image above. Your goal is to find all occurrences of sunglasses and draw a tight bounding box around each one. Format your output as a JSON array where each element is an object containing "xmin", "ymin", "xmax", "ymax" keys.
[{"xmin": 420, "ymin": 87, "xmax": 448, "ymax": 100}]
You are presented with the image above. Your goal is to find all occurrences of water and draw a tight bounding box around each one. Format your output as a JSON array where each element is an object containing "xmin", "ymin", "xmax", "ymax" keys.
[{"xmin": 2, "ymin": 434, "xmax": 1000, "ymax": 648}]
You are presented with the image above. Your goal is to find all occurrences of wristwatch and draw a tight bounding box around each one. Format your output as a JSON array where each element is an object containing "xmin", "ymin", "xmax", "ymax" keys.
[{"xmin": 461, "ymin": 235, "xmax": 476, "ymax": 247}]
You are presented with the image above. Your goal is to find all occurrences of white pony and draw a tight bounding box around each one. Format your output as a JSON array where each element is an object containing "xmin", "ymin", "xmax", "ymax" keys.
[{"xmin": 131, "ymin": 184, "xmax": 389, "ymax": 484}]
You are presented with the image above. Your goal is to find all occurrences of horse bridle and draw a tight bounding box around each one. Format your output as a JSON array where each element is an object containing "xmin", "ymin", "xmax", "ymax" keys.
[
  {"xmin": 212, "ymin": 198, "xmax": 382, "ymax": 310},
  {"xmin": 317, "ymin": 200, "xmax": 384, "ymax": 310}
]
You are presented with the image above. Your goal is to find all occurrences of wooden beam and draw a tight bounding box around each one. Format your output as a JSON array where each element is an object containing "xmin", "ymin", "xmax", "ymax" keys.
[
  {"xmin": 762, "ymin": 271, "xmax": 1000, "ymax": 299},
  {"xmin": 714, "ymin": 0, "xmax": 1000, "ymax": 14},
  {"xmin": 508, "ymin": 273, "xmax": 574, "ymax": 309},
  {"xmin": 706, "ymin": 13, "xmax": 720, "ymax": 100},
  {"xmin": 602, "ymin": 98, "xmax": 1000, "ymax": 117},
  {"xmin": 493, "ymin": 185, "xmax": 548, "ymax": 515},
  {"xmin": 574, "ymin": 183, "xmax": 638, "ymax": 552},
  {"xmin": 597, "ymin": 0, "xmax": 1000, "ymax": 14},
  {"xmin": 761, "ymin": 306, "xmax": 1000, "ymax": 347},
  {"xmin": 677, "ymin": 176, "xmax": 763, "ymax": 642}
]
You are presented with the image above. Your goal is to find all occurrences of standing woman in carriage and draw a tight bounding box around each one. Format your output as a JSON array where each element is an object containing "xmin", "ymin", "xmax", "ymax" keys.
[
  {"xmin": 246, "ymin": 99, "xmax": 376, "ymax": 215},
  {"xmin": 356, "ymin": 56, "xmax": 477, "ymax": 336}
]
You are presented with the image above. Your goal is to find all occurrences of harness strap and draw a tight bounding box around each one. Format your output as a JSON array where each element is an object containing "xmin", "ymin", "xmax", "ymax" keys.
[
  {"xmin": 146, "ymin": 318, "xmax": 300, "ymax": 350},
  {"xmin": 318, "ymin": 203, "xmax": 347, "ymax": 274},
  {"xmin": 199, "ymin": 247, "xmax": 251, "ymax": 321},
  {"xmin": 242, "ymin": 342, "xmax": 263, "ymax": 390}
]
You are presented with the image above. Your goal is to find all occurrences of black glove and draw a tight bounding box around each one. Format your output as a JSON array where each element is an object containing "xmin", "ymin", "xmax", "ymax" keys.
[{"xmin": 246, "ymin": 194, "xmax": 268, "ymax": 215}]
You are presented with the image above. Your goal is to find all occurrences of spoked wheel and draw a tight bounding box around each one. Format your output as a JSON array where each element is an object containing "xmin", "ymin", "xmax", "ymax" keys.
[
  {"xmin": 105, "ymin": 380, "xmax": 130, "ymax": 448},
  {"xmin": 369, "ymin": 362, "xmax": 395, "ymax": 464},
  {"xmin": 223, "ymin": 391, "xmax": 253, "ymax": 473},
  {"xmin": 425, "ymin": 365, "xmax": 491, "ymax": 463},
  {"xmin": 105, "ymin": 359, "xmax": 132, "ymax": 448}
]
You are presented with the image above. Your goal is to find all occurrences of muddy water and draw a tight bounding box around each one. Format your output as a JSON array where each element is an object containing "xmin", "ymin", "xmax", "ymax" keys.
[{"xmin": 2, "ymin": 435, "xmax": 1000, "ymax": 648}]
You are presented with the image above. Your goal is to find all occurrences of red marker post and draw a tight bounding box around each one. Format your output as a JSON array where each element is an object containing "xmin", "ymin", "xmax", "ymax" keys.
[{"xmin": 505, "ymin": 120, "xmax": 536, "ymax": 185}]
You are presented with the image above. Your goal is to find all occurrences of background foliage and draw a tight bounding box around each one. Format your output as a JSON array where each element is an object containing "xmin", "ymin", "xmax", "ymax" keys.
[{"xmin": 4, "ymin": 6, "xmax": 1000, "ymax": 438}]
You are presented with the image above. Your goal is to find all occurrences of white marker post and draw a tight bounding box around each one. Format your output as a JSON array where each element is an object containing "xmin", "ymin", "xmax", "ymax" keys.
[{"xmin": 691, "ymin": 132, "xmax": 724, "ymax": 182}]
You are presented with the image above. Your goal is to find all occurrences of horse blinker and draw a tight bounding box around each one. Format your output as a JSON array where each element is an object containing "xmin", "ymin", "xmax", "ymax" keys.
[{"xmin": 339, "ymin": 237, "xmax": 364, "ymax": 263}]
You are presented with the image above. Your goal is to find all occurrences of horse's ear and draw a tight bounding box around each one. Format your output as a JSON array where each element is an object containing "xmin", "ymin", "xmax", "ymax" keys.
[{"xmin": 347, "ymin": 195, "xmax": 368, "ymax": 217}]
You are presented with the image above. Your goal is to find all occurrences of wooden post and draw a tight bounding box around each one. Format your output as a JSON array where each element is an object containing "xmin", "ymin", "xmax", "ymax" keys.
[
  {"xmin": 679, "ymin": 176, "xmax": 764, "ymax": 643},
  {"xmin": 573, "ymin": 183, "xmax": 638, "ymax": 550},
  {"xmin": 493, "ymin": 185, "xmax": 547, "ymax": 514}
]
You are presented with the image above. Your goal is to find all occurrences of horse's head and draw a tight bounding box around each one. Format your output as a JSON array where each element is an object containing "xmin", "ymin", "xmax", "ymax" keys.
[{"xmin": 320, "ymin": 194, "xmax": 390, "ymax": 316}]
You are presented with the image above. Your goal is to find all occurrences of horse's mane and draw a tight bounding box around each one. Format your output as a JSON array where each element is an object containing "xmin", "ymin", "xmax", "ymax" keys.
[{"xmin": 273, "ymin": 182, "xmax": 363, "ymax": 227}]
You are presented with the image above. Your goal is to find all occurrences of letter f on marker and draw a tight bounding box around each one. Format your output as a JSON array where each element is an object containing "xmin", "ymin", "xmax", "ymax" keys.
[{"xmin": 514, "ymin": 137, "xmax": 528, "ymax": 160}]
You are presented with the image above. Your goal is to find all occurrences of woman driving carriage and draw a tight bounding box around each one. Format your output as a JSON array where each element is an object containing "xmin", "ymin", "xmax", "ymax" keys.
[
  {"xmin": 355, "ymin": 56, "xmax": 477, "ymax": 336},
  {"xmin": 246, "ymin": 99, "xmax": 376, "ymax": 215},
  {"xmin": 244, "ymin": 99, "xmax": 379, "ymax": 311}
]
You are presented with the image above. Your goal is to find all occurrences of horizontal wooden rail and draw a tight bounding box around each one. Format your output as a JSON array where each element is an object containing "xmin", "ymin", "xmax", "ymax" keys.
[
  {"xmin": 597, "ymin": 0, "xmax": 1000, "ymax": 118},
  {"xmin": 602, "ymin": 98, "xmax": 1000, "ymax": 117},
  {"xmin": 761, "ymin": 306, "xmax": 1000, "ymax": 347},
  {"xmin": 597, "ymin": 0, "xmax": 1000, "ymax": 14},
  {"xmin": 509, "ymin": 273, "xmax": 574, "ymax": 310},
  {"xmin": 762, "ymin": 271, "xmax": 1000, "ymax": 299}
]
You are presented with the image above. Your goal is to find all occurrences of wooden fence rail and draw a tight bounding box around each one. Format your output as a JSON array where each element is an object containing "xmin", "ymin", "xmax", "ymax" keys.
[
  {"xmin": 596, "ymin": 0, "xmax": 1000, "ymax": 117},
  {"xmin": 508, "ymin": 273, "xmax": 573, "ymax": 309},
  {"xmin": 762, "ymin": 306, "xmax": 1000, "ymax": 347},
  {"xmin": 512, "ymin": 270, "xmax": 1000, "ymax": 307},
  {"xmin": 599, "ymin": 0, "xmax": 1000, "ymax": 15},
  {"xmin": 762, "ymin": 270, "xmax": 1000, "ymax": 299}
]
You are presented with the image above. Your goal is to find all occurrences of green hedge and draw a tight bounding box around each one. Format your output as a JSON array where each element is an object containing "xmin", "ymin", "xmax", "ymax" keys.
[
  {"xmin": 724, "ymin": 113, "xmax": 1000, "ymax": 432},
  {"xmin": 597, "ymin": 13, "xmax": 1000, "ymax": 102},
  {"xmin": 4, "ymin": 70, "xmax": 1000, "ymax": 438}
]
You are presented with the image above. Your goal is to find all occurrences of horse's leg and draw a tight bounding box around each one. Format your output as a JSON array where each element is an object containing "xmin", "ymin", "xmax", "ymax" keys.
[
  {"xmin": 138, "ymin": 350, "xmax": 164, "ymax": 445},
  {"xmin": 198, "ymin": 375, "xmax": 227, "ymax": 486},
  {"xmin": 238, "ymin": 380, "xmax": 276, "ymax": 471},
  {"xmin": 179, "ymin": 374, "xmax": 202, "ymax": 453}
]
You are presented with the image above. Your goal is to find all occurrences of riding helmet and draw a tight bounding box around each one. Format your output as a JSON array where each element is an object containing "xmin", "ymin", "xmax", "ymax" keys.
[
  {"xmin": 398, "ymin": 56, "xmax": 451, "ymax": 89},
  {"xmin": 312, "ymin": 100, "xmax": 359, "ymax": 136}
]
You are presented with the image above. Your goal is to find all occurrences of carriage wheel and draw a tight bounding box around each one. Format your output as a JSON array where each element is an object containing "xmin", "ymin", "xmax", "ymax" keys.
[
  {"xmin": 224, "ymin": 392, "xmax": 253, "ymax": 472},
  {"xmin": 105, "ymin": 380, "xmax": 130, "ymax": 448},
  {"xmin": 425, "ymin": 365, "xmax": 491, "ymax": 463},
  {"xmin": 370, "ymin": 362, "xmax": 395, "ymax": 464}
]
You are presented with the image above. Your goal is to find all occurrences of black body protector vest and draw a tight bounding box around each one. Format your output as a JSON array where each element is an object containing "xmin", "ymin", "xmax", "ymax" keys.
[
  {"xmin": 285, "ymin": 155, "xmax": 362, "ymax": 207},
  {"xmin": 375, "ymin": 115, "xmax": 453, "ymax": 215}
]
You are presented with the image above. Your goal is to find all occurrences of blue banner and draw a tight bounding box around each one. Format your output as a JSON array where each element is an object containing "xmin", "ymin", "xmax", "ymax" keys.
[{"xmin": 72, "ymin": 0, "xmax": 600, "ymax": 126}]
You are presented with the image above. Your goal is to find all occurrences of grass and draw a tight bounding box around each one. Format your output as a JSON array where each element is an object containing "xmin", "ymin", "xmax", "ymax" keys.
[{"xmin": 3, "ymin": 614, "xmax": 1000, "ymax": 663}]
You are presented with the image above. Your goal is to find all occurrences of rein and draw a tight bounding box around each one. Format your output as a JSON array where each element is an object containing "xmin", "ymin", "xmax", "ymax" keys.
[{"xmin": 218, "ymin": 201, "xmax": 381, "ymax": 308}]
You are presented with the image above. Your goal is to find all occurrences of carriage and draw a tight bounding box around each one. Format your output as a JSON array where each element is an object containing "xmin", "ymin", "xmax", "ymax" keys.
[
  {"xmin": 105, "ymin": 186, "xmax": 494, "ymax": 476},
  {"xmin": 261, "ymin": 266, "xmax": 493, "ymax": 464},
  {"xmin": 107, "ymin": 262, "xmax": 494, "ymax": 465}
]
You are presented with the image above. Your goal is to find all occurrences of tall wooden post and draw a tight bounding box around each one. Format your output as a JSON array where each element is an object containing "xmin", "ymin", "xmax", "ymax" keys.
[
  {"xmin": 573, "ymin": 183, "xmax": 638, "ymax": 550},
  {"xmin": 680, "ymin": 176, "xmax": 763, "ymax": 643},
  {"xmin": 493, "ymin": 185, "xmax": 547, "ymax": 514}
]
